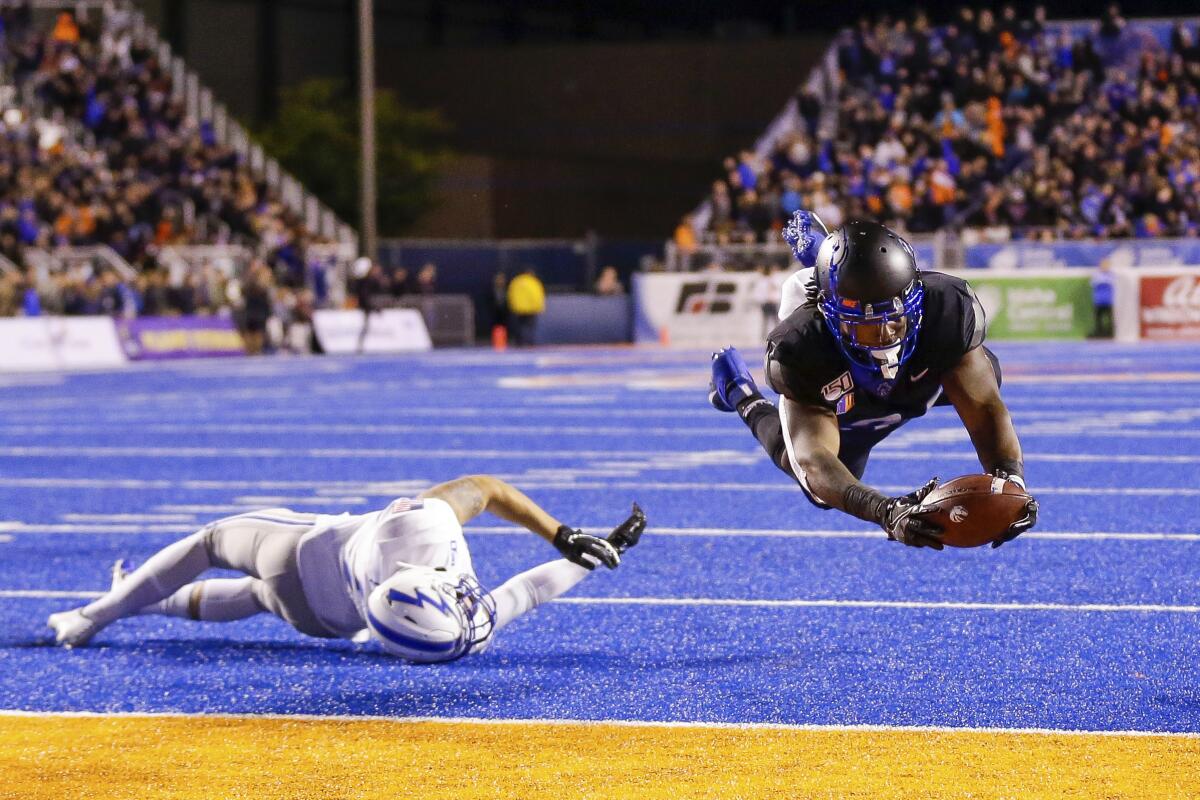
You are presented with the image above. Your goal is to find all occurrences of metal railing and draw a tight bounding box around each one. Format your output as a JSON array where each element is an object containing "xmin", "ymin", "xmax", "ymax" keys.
[
  {"xmin": 664, "ymin": 241, "xmax": 796, "ymax": 273},
  {"xmin": 157, "ymin": 245, "xmax": 254, "ymax": 284},
  {"xmin": 24, "ymin": 245, "xmax": 136, "ymax": 289},
  {"xmin": 664, "ymin": 232, "xmax": 957, "ymax": 273}
]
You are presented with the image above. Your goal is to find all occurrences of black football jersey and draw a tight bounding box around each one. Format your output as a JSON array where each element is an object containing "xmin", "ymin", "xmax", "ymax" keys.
[{"xmin": 764, "ymin": 271, "xmax": 986, "ymax": 433}]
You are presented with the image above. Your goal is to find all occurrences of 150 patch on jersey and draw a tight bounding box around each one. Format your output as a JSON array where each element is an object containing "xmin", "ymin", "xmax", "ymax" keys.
[{"xmin": 821, "ymin": 371, "xmax": 854, "ymax": 402}]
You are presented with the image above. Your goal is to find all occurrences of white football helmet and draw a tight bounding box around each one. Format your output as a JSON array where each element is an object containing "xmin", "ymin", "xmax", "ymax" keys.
[{"xmin": 365, "ymin": 564, "xmax": 496, "ymax": 663}]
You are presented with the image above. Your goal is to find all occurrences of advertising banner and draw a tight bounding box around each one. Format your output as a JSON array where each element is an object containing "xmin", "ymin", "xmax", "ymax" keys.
[
  {"xmin": 0, "ymin": 317, "xmax": 57, "ymax": 371},
  {"xmin": 50, "ymin": 316, "xmax": 130, "ymax": 369},
  {"xmin": 965, "ymin": 274, "xmax": 1093, "ymax": 339},
  {"xmin": 636, "ymin": 270, "xmax": 1099, "ymax": 346},
  {"xmin": 1139, "ymin": 273, "xmax": 1200, "ymax": 340},
  {"xmin": 313, "ymin": 308, "xmax": 432, "ymax": 354},
  {"xmin": 964, "ymin": 239, "xmax": 1200, "ymax": 270},
  {"xmin": 118, "ymin": 316, "xmax": 245, "ymax": 360},
  {"xmin": 633, "ymin": 272, "xmax": 771, "ymax": 348},
  {"xmin": 0, "ymin": 316, "xmax": 127, "ymax": 372}
]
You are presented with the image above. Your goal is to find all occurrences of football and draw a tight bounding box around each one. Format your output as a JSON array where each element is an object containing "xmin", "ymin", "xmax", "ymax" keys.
[{"xmin": 918, "ymin": 475, "xmax": 1032, "ymax": 548}]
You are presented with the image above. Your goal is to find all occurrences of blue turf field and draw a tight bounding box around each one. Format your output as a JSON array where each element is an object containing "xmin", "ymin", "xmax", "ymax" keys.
[{"xmin": 1, "ymin": 342, "xmax": 1198, "ymax": 732}]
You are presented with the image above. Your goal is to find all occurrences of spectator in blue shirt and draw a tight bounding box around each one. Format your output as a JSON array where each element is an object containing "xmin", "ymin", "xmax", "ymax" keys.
[{"xmin": 1090, "ymin": 259, "xmax": 1115, "ymax": 338}]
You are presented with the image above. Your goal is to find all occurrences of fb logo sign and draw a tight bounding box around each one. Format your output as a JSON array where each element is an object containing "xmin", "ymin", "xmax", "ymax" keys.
[
  {"xmin": 949, "ymin": 505, "xmax": 968, "ymax": 523},
  {"xmin": 676, "ymin": 281, "xmax": 736, "ymax": 314}
]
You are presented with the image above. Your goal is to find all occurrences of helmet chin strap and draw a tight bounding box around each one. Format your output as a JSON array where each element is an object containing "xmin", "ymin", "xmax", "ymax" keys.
[{"xmin": 873, "ymin": 344, "xmax": 902, "ymax": 379}]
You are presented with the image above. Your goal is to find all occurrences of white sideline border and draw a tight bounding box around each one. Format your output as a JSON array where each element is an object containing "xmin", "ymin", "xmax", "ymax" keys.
[{"xmin": 0, "ymin": 708, "xmax": 1194, "ymax": 740}]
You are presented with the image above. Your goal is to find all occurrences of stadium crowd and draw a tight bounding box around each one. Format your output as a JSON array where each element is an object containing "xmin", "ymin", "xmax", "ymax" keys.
[
  {"xmin": 0, "ymin": 2, "xmax": 337, "ymax": 332},
  {"xmin": 695, "ymin": 4, "xmax": 1200, "ymax": 246}
]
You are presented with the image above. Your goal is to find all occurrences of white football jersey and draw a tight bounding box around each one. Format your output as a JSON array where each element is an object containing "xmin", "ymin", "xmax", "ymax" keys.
[{"xmin": 296, "ymin": 497, "xmax": 473, "ymax": 637}]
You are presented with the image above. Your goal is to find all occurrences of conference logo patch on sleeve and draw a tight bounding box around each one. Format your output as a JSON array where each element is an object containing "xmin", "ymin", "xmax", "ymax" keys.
[
  {"xmin": 836, "ymin": 393, "xmax": 856, "ymax": 415},
  {"xmin": 821, "ymin": 371, "xmax": 854, "ymax": 402}
]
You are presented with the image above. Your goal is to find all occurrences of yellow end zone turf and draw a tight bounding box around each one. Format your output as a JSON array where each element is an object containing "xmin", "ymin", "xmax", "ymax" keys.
[{"xmin": 2, "ymin": 714, "xmax": 1199, "ymax": 799}]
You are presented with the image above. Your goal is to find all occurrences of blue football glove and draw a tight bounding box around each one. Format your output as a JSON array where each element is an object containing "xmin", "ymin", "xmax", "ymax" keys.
[
  {"xmin": 709, "ymin": 346, "xmax": 761, "ymax": 412},
  {"xmin": 781, "ymin": 210, "xmax": 829, "ymax": 267}
]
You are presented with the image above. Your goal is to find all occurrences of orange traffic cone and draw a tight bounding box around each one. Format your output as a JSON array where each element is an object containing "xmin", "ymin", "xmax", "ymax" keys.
[{"xmin": 492, "ymin": 324, "xmax": 508, "ymax": 351}]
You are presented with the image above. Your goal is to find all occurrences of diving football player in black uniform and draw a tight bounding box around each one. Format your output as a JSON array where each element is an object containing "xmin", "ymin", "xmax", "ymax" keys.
[{"xmin": 710, "ymin": 213, "xmax": 1038, "ymax": 550}]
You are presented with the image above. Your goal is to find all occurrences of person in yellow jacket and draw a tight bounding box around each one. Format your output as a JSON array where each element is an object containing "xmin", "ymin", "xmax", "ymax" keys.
[{"xmin": 506, "ymin": 267, "xmax": 545, "ymax": 347}]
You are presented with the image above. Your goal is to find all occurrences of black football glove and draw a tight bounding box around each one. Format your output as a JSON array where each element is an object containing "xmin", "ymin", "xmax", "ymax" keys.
[
  {"xmin": 989, "ymin": 469, "xmax": 1038, "ymax": 548},
  {"xmin": 553, "ymin": 525, "xmax": 621, "ymax": 570},
  {"xmin": 606, "ymin": 503, "xmax": 646, "ymax": 554},
  {"xmin": 879, "ymin": 478, "xmax": 944, "ymax": 550}
]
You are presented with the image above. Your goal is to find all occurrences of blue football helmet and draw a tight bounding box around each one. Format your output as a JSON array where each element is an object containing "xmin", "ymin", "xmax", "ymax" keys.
[{"xmin": 814, "ymin": 221, "xmax": 924, "ymax": 380}]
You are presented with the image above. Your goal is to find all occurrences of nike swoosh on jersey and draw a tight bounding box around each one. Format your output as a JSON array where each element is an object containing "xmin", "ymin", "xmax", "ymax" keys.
[{"xmin": 909, "ymin": 367, "xmax": 930, "ymax": 381}]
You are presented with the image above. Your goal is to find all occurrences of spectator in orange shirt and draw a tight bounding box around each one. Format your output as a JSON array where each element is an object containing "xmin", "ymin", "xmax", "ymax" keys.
[
  {"xmin": 51, "ymin": 12, "xmax": 79, "ymax": 44},
  {"xmin": 930, "ymin": 160, "xmax": 957, "ymax": 206},
  {"xmin": 674, "ymin": 214, "xmax": 697, "ymax": 268}
]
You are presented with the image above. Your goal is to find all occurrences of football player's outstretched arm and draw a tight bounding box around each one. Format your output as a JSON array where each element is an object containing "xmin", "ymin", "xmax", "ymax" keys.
[
  {"xmin": 419, "ymin": 475, "xmax": 597, "ymax": 641},
  {"xmin": 777, "ymin": 396, "xmax": 853, "ymax": 508},
  {"xmin": 421, "ymin": 475, "xmax": 621, "ymax": 569},
  {"xmin": 780, "ymin": 396, "xmax": 944, "ymax": 548},
  {"xmin": 422, "ymin": 475, "xmax": 560, "ymax": 540},
  {"xmin": 940, "ymin": 347, "xmax": 1023, "ymax": 479},
  {"xmin": 487, "ymin": 506, "xmax": 645, "ymax": 633},
  {"xmin": 941, "ymin": 347, "xmax": 1038, "ymax": 546}
]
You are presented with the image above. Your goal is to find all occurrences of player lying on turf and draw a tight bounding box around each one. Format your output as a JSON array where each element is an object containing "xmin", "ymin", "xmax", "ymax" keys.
[
  {"xmin": 48, "ymin": 476, "xmax": 645, "ymax": 662},
  {"xmin": 709, "ymin": 211, "xmax": 1038, "ymax": 550}
]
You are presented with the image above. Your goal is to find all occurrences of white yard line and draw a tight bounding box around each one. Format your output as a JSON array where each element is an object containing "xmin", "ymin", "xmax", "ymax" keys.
[
  {"xmin": 231, "ymin": 496, "xmax": 368, "ymax": 506},
  {"xmin": 1, "ymin": 590, "xmax": 102, "ymax": 598},
  {"xmin": 505, "ymin": 480, "xmax": 1200, "ymax": 496},
  {"xmin": 0, "ymin": 445, "xmax": 1197, "ymax": 465},
  {"xmin": 1, "ymin": 390, "xmax": 1198, "ymax": 415},
  {"xmin": 5, "ymin": 589, "xmax": 1198, "ymax": 614},
  {"xmin": 464, "ymin": 525, "xmax": 1200, "ymax": 542},
  {"xmin": 555, "ymin": 597, "xmax": 1200, "ymax": 613},
  {"xmin": 0, "ymin": 522, "xmax": 196, "ymax": 534},
  {"xmin": 61, "ymin": 513, "xmax": 198, "ymax": 523},
  {"xmin": 3, "ymin": 422, "xmax": 1200, "ymax": 439},
  {"xmin": 2, "ymin": 520, "xmax": 1197, "ymax": 541},
  {"xmin": 2, "ymin": 401, "xmax": 1200, "ymax": 427},
  {"xmin": 0, "ymin": 445, "xmax": 731, "ymax": 459},
  {"xmin": 0, "ymin": 476, "xmax": 1194, "ymax": 496}
]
